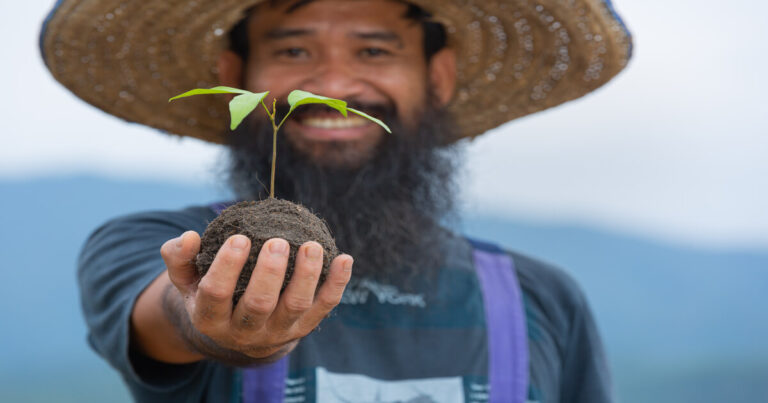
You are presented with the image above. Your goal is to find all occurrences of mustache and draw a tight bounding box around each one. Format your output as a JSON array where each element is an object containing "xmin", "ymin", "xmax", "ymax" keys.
[{"xmin": 274, "ymin": 98, "xmax": 397, "ymax": 122}]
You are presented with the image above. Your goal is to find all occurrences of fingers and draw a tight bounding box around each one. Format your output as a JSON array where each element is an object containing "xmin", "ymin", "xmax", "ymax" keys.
[
  {"xmin": 232, "ymin": 238, "xmax": 290, "ymax": 332},
  {"xmin": 298, "ymin": 254, "xmax": 353, "ymax": 330},
  {"xmin": 168, "ymin": 234, "xmax": 348, "ymax": 358},
  {"xmin": 192, "ymin": 235, "xmax": 250, "ymax": 330},
  {"xmin": 269, "ymin": 241, "xmax": 325, "ymax": 331},
  {"xmin": 162, "ymin": 231, "xmax": 201, "ymax": 295}
]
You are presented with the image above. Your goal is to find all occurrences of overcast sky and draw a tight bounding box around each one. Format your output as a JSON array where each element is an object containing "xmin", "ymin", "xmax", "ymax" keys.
[{"xmin": 3, "ymin": 0, "xmax": 766, "ymax": 249}]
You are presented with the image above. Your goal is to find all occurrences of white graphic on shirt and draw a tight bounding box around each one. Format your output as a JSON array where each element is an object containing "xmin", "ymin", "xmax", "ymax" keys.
[
  {"xmin": 315, "ymin": 367, "xmax": 465, "ymax": 403},
  {"xmin": 467, "ymin": 383, "xmax": 489, "ymax": 402},
  {"xmin": 284, "ymin": 376, "xmax": 308, "ymax": 402},
  {"xmin": 340, "ymin": 278, "xmax": 426, "ymax": 308}
]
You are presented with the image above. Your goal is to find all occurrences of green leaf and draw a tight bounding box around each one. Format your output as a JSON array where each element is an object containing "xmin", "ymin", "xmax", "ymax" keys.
[
  {"xmin": 168, "ymin": 86, "xmax": 251, "ymax": 102},
  {"xmin": 287, "ymin": 90, "xmax": 348, "ymax": 117},
  {"xmin": 228, "ymin": 92, "xmax": 269, "ymax": 130},
  {"xmin": 348, "ymin": 107, "xmax": 391, "ymax": 133},
  {"xmin": 168, "ymin": 86, "xmax": 268, "ymax": 131},
  {"xmin": 285, "ymin": 90, "xmax": 390, "ymax": 133}
]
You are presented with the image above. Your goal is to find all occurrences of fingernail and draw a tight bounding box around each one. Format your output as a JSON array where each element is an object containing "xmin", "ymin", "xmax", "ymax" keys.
[
  {"xmin": 306, "ymin": 243, "xmax": 322, "ymax": 260},
  {"xmin": 174, "ymin": 234, "xmax": 184, "ymax": 248},
  {"xmin": 230, "ymin": 236, "xmax": 248, "ymax": 250},
  {"xmin": 343, "ymin": 257, "xmax": 354, "ymax": 272},
  {"xmin": 269, "ymin": 239, "xmax": 288, "ymax": 255}
]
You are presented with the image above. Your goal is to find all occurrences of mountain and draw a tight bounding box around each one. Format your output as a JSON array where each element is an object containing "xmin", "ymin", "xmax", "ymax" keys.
[{"xmin": 1, "ymin": 176, "xmax": 766, "ymax": 402}]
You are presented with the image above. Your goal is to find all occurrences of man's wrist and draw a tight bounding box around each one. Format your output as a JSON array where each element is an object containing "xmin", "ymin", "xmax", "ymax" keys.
[{"xmin": 161, "ymin": 283, "xmax": 293, "ymax": 366}]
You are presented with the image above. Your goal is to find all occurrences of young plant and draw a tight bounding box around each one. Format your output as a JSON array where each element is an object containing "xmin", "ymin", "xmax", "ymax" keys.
[
  {"xmin": 169, "ymin": 86, "xmax": 391, "ymax": 198},
  {"xmin": 168, "ymin": 86, "xmax": 390, "ymax": 300}
]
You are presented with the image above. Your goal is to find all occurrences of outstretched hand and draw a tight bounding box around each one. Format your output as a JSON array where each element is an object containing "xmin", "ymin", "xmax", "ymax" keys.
[{"xmin": 160, "ymin": 230, "xmax": 353, "ymax": 362}]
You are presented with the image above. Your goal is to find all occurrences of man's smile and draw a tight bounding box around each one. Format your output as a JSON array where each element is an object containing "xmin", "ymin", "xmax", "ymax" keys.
[
  {"xmin": 286, "ymin": 110, "xmax": 382, "ymax": 142},
  {"xmin": 301, "ymin": 115, "xmax": 370, "ymax": 129}
]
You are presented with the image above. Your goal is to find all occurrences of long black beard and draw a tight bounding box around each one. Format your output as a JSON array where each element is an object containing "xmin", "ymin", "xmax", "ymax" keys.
[{"xmin": 226, "ymin": 103, "xmax": 463, "ymax": 285}]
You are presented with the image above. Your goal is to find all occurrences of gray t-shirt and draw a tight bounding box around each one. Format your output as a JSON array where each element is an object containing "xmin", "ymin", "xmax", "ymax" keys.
[{"xmin": 78, "ymin": 206, "xmax": 612, "ymax": 402}]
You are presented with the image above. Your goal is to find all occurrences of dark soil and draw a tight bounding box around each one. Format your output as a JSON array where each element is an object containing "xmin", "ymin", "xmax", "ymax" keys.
[{"xmin": 195, "ymin": 198, "xmax": 338, "ymax": 304}]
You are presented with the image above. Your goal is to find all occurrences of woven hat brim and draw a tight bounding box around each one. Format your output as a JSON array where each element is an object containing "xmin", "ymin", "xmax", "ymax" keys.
[{"xmin": 40, "ymin": 0, "xmax": 632, "ymax": 144}]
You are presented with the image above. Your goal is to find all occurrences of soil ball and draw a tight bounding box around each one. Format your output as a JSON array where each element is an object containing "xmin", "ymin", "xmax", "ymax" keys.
[{"xmin": 195, "ymin": 198, "xmax": 338, "ymax": 304}]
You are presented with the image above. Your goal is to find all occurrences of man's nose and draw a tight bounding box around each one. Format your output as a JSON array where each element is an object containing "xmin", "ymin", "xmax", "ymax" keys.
[{"xmin": 299, "ymin": 57, "xmax": 366, "ymax": 101}]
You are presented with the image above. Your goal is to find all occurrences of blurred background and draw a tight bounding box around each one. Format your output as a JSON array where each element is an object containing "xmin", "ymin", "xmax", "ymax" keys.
[{"xmin": 2, "ymin": 0, "xmax": 767, "ymax": 402}]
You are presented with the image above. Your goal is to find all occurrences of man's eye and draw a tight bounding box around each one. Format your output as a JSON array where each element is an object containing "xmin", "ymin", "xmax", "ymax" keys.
[
  {"xmin": 276, "ymin": 48, "xmax": 308, "ymax": 57},
  {"xmin": 361, "ymin": 47, "xmax": 390, "ymax": 57}
]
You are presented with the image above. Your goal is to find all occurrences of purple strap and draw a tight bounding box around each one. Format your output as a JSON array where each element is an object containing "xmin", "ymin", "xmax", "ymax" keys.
[
  {"xmin": 242, "ymin": 358, "xmax": 289, "ymax": 403},
  {"xmin": 474, "ymin": 247, "xmax": 530, "ymax": 403}
]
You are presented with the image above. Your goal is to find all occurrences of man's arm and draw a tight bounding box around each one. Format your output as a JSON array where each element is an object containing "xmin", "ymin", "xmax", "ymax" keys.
[
  {"xmin": 558, "ymin": 280, "xmax": 613, "ymax": 402},
  {"xmin": 130, "ymin": 230, "xmax": 353, "ymax": 366},
  {"xmin": 508, "ymin": 250, "xmax": 614, "ymax": 403}
]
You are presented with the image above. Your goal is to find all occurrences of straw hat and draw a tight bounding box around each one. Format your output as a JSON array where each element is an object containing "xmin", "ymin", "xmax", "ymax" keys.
[{"xmin": 39, "ymin": 0, "xmax": 632, "ymax": 144}]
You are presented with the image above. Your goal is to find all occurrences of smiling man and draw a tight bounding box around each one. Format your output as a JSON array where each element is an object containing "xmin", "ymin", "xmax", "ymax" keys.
[
  {"xmin": 41, "ymin": 0, "xmax": 632, "ymax": 402},
  {"xmin": 227, "ymin": 0, "xmax": 456, "ymax": 168}
]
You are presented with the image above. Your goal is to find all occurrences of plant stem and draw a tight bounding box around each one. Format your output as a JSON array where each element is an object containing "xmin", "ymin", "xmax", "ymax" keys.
[
  {"xmin": 270, "ymin": 99, "xmax": 278, "ymax": 199},
  {"xmin": 276, "ymin": 112, "xmax": 290, "ymax": 131},
  {"xmin": 271, "ymin": 123, "xmax": 277, "ymax": 199},
  {"xmin": 262, "ymin": 97, "xmax": 294, "ymax": 199}
]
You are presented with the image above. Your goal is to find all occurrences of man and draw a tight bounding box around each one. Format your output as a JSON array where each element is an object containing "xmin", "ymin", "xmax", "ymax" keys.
[{"xmin": 40, "ymin": 0, "xmax": 632, "ymax": 401}]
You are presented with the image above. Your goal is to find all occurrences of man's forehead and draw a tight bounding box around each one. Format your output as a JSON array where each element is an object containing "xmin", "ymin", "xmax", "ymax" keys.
[
  {"xmin": 243, "ymin": 0, "xmax": 422, "ymax": 51},
  {"xmin": 250, "ymin": 0, "xmax": 415, "ymax": 28},
  {"xmin": 263, "ymin": 0, "xmax": 410, "ymax": 14}
]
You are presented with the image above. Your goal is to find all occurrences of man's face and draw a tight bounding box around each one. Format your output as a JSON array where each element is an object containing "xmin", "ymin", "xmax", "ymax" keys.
[
  {"xmin": 220, "ymin": 0, "xmax": 449, "ymax": 167},
  {"xmin": 224, "ymin": 1, "xmax": 460, "ymax": 280}
]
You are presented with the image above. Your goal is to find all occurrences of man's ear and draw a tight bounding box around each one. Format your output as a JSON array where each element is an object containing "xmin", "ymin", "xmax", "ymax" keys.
[
  {"xmin": 217, "ymin": 50, "xmax": 244, "ymax": 89},
  {"xmin": 428, "ymin": 48, "xmax": 457, "ymax": 107}
]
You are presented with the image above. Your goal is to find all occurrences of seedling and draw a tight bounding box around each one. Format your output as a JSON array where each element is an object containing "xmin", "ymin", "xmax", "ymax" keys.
[
  {"xmin": 168, "ymin": 86, "xmax": 390, "ymax": 301},
  {"xmin": 169, "ymin": 86, "xmax": 391, "ymax": 198}
]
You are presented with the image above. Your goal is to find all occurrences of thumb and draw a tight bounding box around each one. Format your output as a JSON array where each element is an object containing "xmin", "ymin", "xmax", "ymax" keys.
[{"xmin": 161, "ymin": 230, "xmax": 201, "ymax": 296}]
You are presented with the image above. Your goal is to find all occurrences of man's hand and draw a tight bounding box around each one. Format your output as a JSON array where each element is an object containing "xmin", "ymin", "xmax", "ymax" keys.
[{"xmin": 131, "ymin": 230, "xmax": 353, "ymax": 366}]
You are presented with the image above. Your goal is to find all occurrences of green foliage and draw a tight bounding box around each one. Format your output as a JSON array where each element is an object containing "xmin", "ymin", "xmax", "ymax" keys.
[
  {"xmin": 348, "ymin": 108, "xmax": 391, "ymax": 134},
  {"xmin": 168, "ymin": 85, "xmax": 251, "ymax": 100},
  {"xmin": 287, "ymin": 90, "xmax": 348, "ymax": 117},
  {"xmin": 286, "ymin": 90, "xmax": 391, "ymax": 133},
  {"xmin": 169, "ymin": 86, "xmax": 392, "ymax": 197},
  {"xmin": 170, "ymin": 87, "xmax": 391, "ymax": 133},
  {"xmin": 169, "ymin": 86, "xmax": 268, "ymax": 131},
  {"xmin": 228, "ymin": 92, "xmax": 269, "ymax": 130}
]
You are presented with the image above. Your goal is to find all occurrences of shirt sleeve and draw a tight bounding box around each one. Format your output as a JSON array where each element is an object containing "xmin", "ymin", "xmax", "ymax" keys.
[
  {"xmin": 510, "ymin": 251, "xmax": 614, "ymax": 403},
  {"xmin": 77, "ymin": 206, "xmax": 221, "ymax": 401},
  {"xmin": 557, "ymin": 277, "xmax": 613, "ymax": 402}
]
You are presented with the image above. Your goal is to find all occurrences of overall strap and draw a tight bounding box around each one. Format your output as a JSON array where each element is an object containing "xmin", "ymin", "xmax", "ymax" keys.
[
  {"xmin": 470, "ymin": 239, "xmax": 530, "ymax": 403},
  {"xmin": 209, "ymin": 202, "xmax": 289, "ymax": 403},
  {"xmin": 241, "ymin": 358, "xmax": 289, "ymax": 403}
]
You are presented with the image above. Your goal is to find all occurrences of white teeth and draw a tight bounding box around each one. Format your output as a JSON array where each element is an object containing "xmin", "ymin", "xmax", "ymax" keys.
[{"xmin": 301, "ymin": 116, "xmax": 370, "ymax": 129}]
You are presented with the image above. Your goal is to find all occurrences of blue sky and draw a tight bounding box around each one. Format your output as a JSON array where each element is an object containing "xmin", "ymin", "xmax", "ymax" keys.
[{"xmin": 3, "ymin": 0, "xmax": 767, "ymax": 249}]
